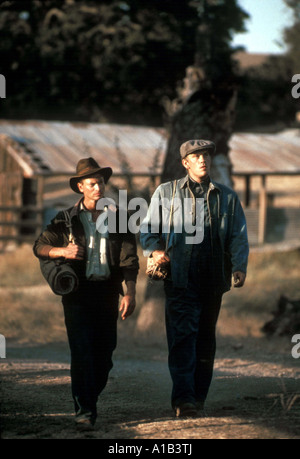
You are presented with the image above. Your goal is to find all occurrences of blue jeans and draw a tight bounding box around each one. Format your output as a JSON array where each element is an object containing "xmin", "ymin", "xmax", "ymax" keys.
[{"xmin": 164, "ymin": 240, "xmax": 222, "ymax": 408}]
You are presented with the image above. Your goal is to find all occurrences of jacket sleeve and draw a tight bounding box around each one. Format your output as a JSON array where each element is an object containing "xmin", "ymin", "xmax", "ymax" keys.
[
  {"xmin": 33, "ymin": 211, "xmax": 67, "ymax": 259},
  {"xmin": 229, "ymin": 197, "xmax": 249, "ymax": 274},
  {"xmin": 119, "ymin": 230, "xmax": 139, "ymax": 283},
  {"xmin": 139, "ymin": 185, "xmax": 165, "ymax": 257}
]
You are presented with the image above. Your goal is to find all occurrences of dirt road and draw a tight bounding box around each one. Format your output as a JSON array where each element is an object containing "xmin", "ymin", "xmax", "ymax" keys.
[{"xmin": 1, "ymin": 331, "xmax": 299, "ymax": 440}]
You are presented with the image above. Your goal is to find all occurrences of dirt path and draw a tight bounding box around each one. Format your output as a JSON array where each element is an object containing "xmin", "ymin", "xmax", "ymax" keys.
[{"xmin": 1, "ymin": 334, "xmax": 300, "ymax": 440}]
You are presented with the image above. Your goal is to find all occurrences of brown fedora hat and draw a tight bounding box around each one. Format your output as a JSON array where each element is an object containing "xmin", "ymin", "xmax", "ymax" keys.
[{"xmin": 69, "ymin": 157, "xmax": 113, "ymax": 193}]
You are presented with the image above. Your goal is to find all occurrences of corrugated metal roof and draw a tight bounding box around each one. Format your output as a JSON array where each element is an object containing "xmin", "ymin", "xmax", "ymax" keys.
[
  {"xmin": 0, "ymin": 120, "xmax": 300, "ymax": 177},
  {"xmin": 0, "ymin": 120, "xmax": 167, "ymax": 177},
  {"xmin": 229, "ymin": 130, "xmax": 300, "ymax": 175}
]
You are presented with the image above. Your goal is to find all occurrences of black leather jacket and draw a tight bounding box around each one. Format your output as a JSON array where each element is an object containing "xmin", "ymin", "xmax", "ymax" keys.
[{"xmin": 33, "ymin": 198, "xmax": 139, "ymax": 295}]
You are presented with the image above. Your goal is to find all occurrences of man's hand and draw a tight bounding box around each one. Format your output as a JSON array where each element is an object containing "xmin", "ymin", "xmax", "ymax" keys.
[
  {"xmin": 152, "ymin": 250, "xmax": 170, "ymax": 267},
  {"xmin": 63, "ymin": 243, "xmax": 85, "ymax": 260},
  {"xmin": 233, "ymin": 271, "xmax": 246, "ymax": 288},
  {"xmin": 49, "ymin": 243, "xmax": 85, "ymax": 260},
  {"xmin": 119, "ymin": 280, "xmax": 136, "ymax": 320},
  {"xmin": 119, "ymin": 294, "xmax": 136, "ymax": 320}
]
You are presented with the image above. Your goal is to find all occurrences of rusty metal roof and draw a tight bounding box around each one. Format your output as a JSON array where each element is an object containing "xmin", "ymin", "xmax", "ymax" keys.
[
  {"xmin": 229, "ymin": 130, "xmax": 300, "ymax": 175},
  {"xmin": 0, "ymin": 120, "xmax": 300, "ymax": 177},
  {"xmin": 0, "ymin": 120, "xmax": 167, "ymax": 177}
]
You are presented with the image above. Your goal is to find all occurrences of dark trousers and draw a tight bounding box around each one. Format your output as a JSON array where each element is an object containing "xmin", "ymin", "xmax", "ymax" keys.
[
  {"xmin": 165, "ymin": 285, "xmax": 222, "ymax": 407},
  {"xmin": 164, "ymin": 240, "xmax": 222, "ymax": 408},
  {"xmin": 62, "ymin": 280, "xmax": 119, "ymax": 419}
]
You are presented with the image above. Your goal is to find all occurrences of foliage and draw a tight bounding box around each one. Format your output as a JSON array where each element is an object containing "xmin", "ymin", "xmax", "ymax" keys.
[
  {"xmin": 0, "ymin": 0, "xmax": 248, "ymax": 125},
  {"xmin": 283, "ymin": 0, "xmax": 300, "ymax": 74},
  {"xmin": 234, "ymin": 0, "xmax": 300, "ymax": 131},
  {"xmin": 235, "ymin": 54, "xmax": 297, "ymax": 131}
]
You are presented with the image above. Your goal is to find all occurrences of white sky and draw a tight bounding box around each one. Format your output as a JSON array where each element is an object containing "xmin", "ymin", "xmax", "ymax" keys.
[{"xmin": 231, "ymin": 0, "xmax": 294, "ymax": 54}]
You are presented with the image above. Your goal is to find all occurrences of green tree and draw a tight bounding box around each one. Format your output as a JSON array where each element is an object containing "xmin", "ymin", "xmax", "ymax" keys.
[
  {"xmin": 283, "ymin": 0, "xmax": 300, "ymax": 73},
  {"xmin": 1, "ymin": 0, "xmax": 247, "ymax": 125},
  {"xmin": 234, "ymin": 0, "xmax": 300, "ymax": 132},
  {"xmin": 234, "ymin": 54, "xmax": 297, "ymax": 131}
]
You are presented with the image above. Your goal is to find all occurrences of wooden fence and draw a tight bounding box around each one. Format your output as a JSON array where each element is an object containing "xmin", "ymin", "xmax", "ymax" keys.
[
  {"xmin": 1, "ymin": 204, "xmax": 299, "ymax": 248},
  {"xmin": 0, "ymin": 205, "xmax": 43, "ymax": 244}
]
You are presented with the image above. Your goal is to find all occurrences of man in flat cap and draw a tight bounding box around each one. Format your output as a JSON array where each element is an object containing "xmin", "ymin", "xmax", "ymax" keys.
[
  {"xmin": 140, "ymin": 140, "xmax": 248, "ymax": 417},
  {"xmin": 33, "ymin": 158, "xmax": 139, "ymax": 430}
]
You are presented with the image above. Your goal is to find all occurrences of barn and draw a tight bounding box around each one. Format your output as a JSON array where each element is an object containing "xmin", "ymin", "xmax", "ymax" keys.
[{"xmin": 0, "ymin": 120, "xmax": 167, "ymax": 248}]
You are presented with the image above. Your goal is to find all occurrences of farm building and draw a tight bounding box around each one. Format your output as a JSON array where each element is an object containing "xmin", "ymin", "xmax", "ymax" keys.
[
  {"xmin": 229, "ymin": 129, "xmax": 300, "ymax": 245},
  {"xmin": 0, "ymin": 119, "xmax": 299, "ymax": 249},
  {"xmin": 0, "ymin": 120, "xmax": 167, "ymax": 248}
]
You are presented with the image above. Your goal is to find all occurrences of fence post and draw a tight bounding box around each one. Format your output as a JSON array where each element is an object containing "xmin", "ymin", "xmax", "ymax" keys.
[
  {"xmin": 258, "ymin": 175, "xmax": 267, "ymax": 245},
  {"xmin": 0, "ymin": 334, "xmax": 6, "ymax": 358},
  {"xmin": 0, "ymin": 205, "xmax": 43, "ymax": 243}
]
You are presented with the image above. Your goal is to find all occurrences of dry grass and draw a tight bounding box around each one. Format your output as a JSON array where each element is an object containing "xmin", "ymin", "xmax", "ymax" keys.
[
  {"xmin": 0, "ymin": 243, "xmax": 299, "ymax": 346},
  {"xmin": 219, "ymin": 248, "xmax": 300, "ymax": 338},
  {"xmin": 0, "ymin": 244, "xmax": 44, "ymax": 287},
  {"xmin": 0, "ymin": 286, "xmax": 65, "ymax": 343},
  {"xmin": 0, "ymin": 245, "xmax": 66, "ymax": 343}
]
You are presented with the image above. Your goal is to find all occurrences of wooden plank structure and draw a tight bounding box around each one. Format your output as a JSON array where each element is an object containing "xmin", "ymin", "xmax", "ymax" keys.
[
  {"xmin": 0, "ymin": 135, "xmax": 43, "ymax": 248},
  {"xmin": 229, "ymin": 130, "xmax": 300, "ymax": 244}
]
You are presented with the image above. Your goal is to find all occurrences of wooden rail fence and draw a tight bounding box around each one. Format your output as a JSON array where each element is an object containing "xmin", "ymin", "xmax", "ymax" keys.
[{"xmin": 0, "ymin": 205, "xmax": 43, "ymax": 243}]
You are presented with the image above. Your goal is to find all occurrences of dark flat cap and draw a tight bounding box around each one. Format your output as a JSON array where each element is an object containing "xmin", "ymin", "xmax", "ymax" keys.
[{"xmin": 180, "ymin": 140, "xmax": 216, "ymax": 159}]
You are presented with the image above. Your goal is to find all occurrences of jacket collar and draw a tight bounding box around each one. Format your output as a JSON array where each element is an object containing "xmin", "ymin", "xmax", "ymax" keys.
[
  {"xmin": 69, "ymin": 197, "xmax": 115, "ymax": 220},
  {"xmin": 178, "ymin": 175, "xmax": 221, "ymax": 192},
  {"xmin": 69, "ymin": 197, "xmax": 85, "ymax": 219}
]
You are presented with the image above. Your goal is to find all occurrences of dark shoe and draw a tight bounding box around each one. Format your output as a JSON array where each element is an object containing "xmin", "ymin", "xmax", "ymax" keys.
[
  {"xmin": 75, "ymin": 413, "xmax": 96, "ymax": 431},
  {"xmin": 196, "ymin": 400, "xmax": 208, "ymax": 417},
  {"xmin": 196, "ymin": 400, "xmax": 205, "ymax": 411},
  {"xmin": 174, "ymin": 402, "xmax": 197, "ymax": 418}
]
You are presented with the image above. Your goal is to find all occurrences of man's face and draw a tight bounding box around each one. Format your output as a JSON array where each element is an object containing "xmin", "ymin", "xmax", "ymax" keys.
[
  {"xmin": 182, "ymin": 150, "xmax": 211, "ymax": 182},
  {"xmin": 77, "ymin": 175, "xmax": 105, "ymax": 202}
]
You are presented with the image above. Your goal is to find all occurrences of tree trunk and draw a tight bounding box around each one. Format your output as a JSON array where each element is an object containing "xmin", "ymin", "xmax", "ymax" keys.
[{"xmin": 161, "ymin": 66, "xmax": 237, "ymax": 187}]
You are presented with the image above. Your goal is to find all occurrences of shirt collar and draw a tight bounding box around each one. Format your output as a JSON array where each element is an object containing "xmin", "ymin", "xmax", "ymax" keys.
[{"xmin": 189, "ymin": 174, "xmax": 210, "ymax": 187}]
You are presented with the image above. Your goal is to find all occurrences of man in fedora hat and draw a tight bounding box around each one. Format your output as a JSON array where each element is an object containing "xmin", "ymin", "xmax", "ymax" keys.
[
  {"xmin": 140, "ymin": 140, "xmax": 248, "ymax": 418},
  {"xmin": 33, "ymin": 157, "xmax": 139, "ymax": 430}
]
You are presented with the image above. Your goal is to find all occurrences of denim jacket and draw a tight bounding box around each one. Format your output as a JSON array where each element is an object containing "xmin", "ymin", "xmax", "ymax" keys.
[{"xmin": 140, "ymin": 175, "xmax": 249, "ymax": 293}]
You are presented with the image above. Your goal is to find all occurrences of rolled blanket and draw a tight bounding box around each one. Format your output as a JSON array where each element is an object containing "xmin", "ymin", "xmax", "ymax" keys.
[{"xmin": 39, "ymin": 259, "xmax": 79, "ymax": 295}]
